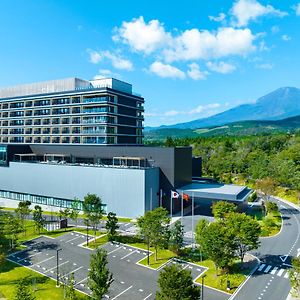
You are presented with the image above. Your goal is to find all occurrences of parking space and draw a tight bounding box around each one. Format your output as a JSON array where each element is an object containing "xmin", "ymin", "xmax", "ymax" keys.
[{"xmin": 7, "ymin": 232, "xmax": 228, "ymax": 300}]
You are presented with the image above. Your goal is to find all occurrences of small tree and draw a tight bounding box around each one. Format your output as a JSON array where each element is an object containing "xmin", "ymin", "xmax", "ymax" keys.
[
  {"xmin": 105, "ymin": 212, "xmax": 119, "ymax": 241},
  {"xmin": 65, "ymin": 273, "xmax": 77, "ymax": 300},
  {"xmin": 156, "ymin": 264, "xmax": 200, "ymax": 300},
  {"xmin": 88, "ymin": 248, "xmax": 113, "ymax": 299},
  {"xmin": 289, "ymin": 257, "xmax": 300, "ymax": 297},
  {"xmin": 137, "ymin": 207, "xmax": 170, "ymax": 262},
  {"xmin": 265, "ymin": 201, "xmax": 279, "ymax": 214},
  {"xmin": 83, "ymin": 194, "xmax": 104, "ymax": 239},
  {"xmin": 15, "ymin": 201, "xmax": 31, "ymax": 236},
  {"xmin": 3, "ymin": 213, "xmax": 23, "ymax": 249},
  {"xmin": 169, "ymin": 220, "xmax": 184, "ymax": 254},
  {"xmin": 59, "ymin": 208, "xmax": 70, "ymax": 231},
  {"xmin": 256, "ymin": 177, "xmax": 276, "ymax": 202},
  {"xmin": 33, "ymin": 205, "xmax": 44, "ymax": 234},
  {"xmin": 212, "ymin": 201, "xmax": 236, "ymax": 219},
  {"xmin": 70, "ymin": 198, "xmax": 81, "ymax": 227},
  {"xmin": 14, "ymin": 278, "xmax": 35, "ymax": 300},
  {"xmin": 225, "ymin": 213, "xmax": 261, "ymax": 265}
]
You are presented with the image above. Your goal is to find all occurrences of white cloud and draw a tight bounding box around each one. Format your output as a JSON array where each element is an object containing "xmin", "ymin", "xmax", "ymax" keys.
[
  {"xmin": 188, "ymin": 103, "xmax": 221, "ymax": 114},
  {"xmin": 281, "ymin": 34, "xmax": 291, "ymax": 41},
  {"xmin": 295, "ymin": 3, "xmax": 300, "ymax": 15},
  {"xmin": 206, "ymin": 61, "xmax": 236, "ymax": 74},
  {"xmin": 93, "ymin": 69, "xmax": 121, "ymax": 80},
  {"xmin": 149, "ymin": 61, "xmax": 185, "ymax": 79},
  {"xmin": 187, "ymin": 63, "xmax": 208, "ymax": 80},
  {"xmin": 87, "ymin": 50, "xmax": 133, "ymax": 71},
  {"xmin": 271, "ymin": 25, "xmax": 280, "ymax": 33},
  {"xmin": 113, "ymin": 16, "xmax": 170, "ymax": 54},
  {"xmin": 231, "ymin": 0, "xmax": 287, "ymax": 27},
  {"xmin": 163, "ymin": 27, "xmax": 256, "ymax": 62},
  {"xmin": 88, "ymin": 49, "xmax": 102, "ymax": 64},
  {"xmin": 256, "ymin": 63, "xmax": 273, "ymax": 69},
  {"xmin": 209, "ymin": 13, "xmax": 226, "ymax": 22}
]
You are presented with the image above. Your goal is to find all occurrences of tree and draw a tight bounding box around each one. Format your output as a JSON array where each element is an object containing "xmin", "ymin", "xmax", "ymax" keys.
[
  {"xmin": 3, "ymin": 213, "xmax": 23, "ymax": 249},
  {"xmin": 59, "ymin": 208, "xmax": 70, "ymax": 231},
  {"xmin": 83, "ymin": 194, "xmax": 104, "ymax": 239},
  {"xmin": 212, "ymin": 201, "xmax": 236, "ymax": 219},
  {"xmin": 33, "ymin": 205, "xmax": 45, "ymax": 234},
  {"xmin": 256, "ymin": 177, "xmax": 276, "ymax": 202},
  {"xmin": 169, "ymin": 220, "xmax": 184, "ymax": 254},
  {"xmin": 137, "ymin": 207, "xmax": 170, "ymax": 263},
  {"xmin": 15, "ymin": 201, "xmax": 31, "ymax": 236},
  {"xmin": 105, "ymin": 212, "xmax": 119, "ymax": 241},
  {"xmin": 197, "ymin": 221, "xmax": 236, "ymax": 273},
  {"xmin": 289, "ymin": 257, "xmax": 300, "ymax": 297},
  {"xmin": 156, "ymin": 264, "xmax": 200, "ymax": 300},
  {"xmin": 14, "ymin": 278, "xmax": 35, "ymax": 300},
  {"xmin": 265, "ymin": 201, "xmax": 279, "ymax": 214},
  {"xmin": 225, "ymin": 213, "xmax": 261, "ymax": 265},
  {"xmin": 65, "ymin": 272, "xmax": 77, "ymax": 300},
  {"xmin": 70, "ymin": 198, "xmax": 81, "ymax": 227},
  {"xmin": 165, "ymin": 136, "xmax": 175, "ymax": 147},
  {"xmin": 88, "ymin": 248, "xmax": 113, "ymax": 299}
]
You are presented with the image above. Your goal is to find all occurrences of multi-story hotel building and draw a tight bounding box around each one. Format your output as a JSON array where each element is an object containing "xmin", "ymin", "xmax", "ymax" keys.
[{"xmin": 0, "ymin": 77, "xmax": 144, "ymax": 145}]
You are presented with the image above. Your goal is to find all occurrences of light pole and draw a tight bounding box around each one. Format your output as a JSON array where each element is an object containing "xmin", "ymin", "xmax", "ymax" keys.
[
  {"xmin": 56, "ymin": 248, "xmax": 62, "ymax": 287},
  {"xmin": 86, "ymin": 219, "xmax": 89, "ymax": 246},
  {"xmin": 201, "ymin": 274, "xmax": 206, "ymax": 300}
]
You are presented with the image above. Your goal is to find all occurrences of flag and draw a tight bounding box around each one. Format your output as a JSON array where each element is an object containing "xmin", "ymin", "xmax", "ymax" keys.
[
  {"xmin": 183, "ymin": 193, "xmax": 189, "ymax": 202},
  {"xmin": 171, "ymin": 191, "xmax": 180, "ymax": 199}
]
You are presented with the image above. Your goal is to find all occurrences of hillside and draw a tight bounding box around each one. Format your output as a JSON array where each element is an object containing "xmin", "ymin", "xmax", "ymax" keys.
[
  {"xmin": 150, "ymin": 87, "xmax": 300, "ymax": 130},
  {"xmin": 145, "ymin": 115, "xmax": 300, "ymax": 140}
]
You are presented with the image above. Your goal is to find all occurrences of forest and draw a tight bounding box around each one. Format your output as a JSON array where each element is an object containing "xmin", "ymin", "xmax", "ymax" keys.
[{"xmin": 146, "ymin": 133, "xmax": 300, "ymax": 203}]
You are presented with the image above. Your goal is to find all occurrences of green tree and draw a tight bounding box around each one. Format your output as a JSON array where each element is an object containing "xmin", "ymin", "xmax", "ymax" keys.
[
  {"xmin": 83, "ymin": 194, "xmax": 104, "ymax": 239},
  {"xmin": 256, "ymin": 177, "xmax": 276, "ymax": 202},
  {"xmin": 265, "ymin": 201, "xmax": 279, "ymax": 214},
  {"xmin": 289, "ymin": 257, "xmax": 300, "ymax": 297},
  {"xmin": 3, "ymin": 213, "xmax": 23, "ymax": 249},
  {"xmin": 33, "ymin": 205, "xmax": 44, "ymax": 234},
  {"xmin": 65, "ymin": 273, "xmax": 77, "ymax": 300},
  {"xmin": 105, "ymin": 212, "xmax": 119, "ymax": 241},
  {"xmin": 212, "ymin": 201, "xmax": 236, "ymax": 219},
  {"xmin": 15, "ymin": 201, "xmax": 31, "ymax": 236},
  {"xmin": 156, "ymin": 264, "xmax": 200, "ymax": 300},
  {"xmin": 14, "ymin": 278, "xmax": 35, "ymax": 300},
  {"xmin": 59, "ymin": 208, "xmax": 70, "ymax": 231},
  {"xmin": 225, "ymin": 213, "xmax": 261, "ymax": 265},
  {"xmin": 169, "ymin": 220, "xmax": 184, "ymax": 254},
  {"xmin": 137, "ymin": 207, "xmax": 170, "ymax": 262},
  {"xmin": 164, "ymin": 136, "xmax": 176, "ymax": 147},
  {"xmin": 88, "ymin": 248, "xmax": 113, "ymax": 299},
  {"xmin": 70, "ymin": 198, "xmax": 81, "ymax": 227}
]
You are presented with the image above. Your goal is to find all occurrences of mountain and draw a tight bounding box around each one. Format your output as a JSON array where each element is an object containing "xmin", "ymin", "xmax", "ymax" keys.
[
  {"xmin": 144, "ymin": 114, "xmax": 300, "ymax": 140},
  {"xmin": 154, "ymin": 87, "xmax": 300, "ymax": 130}
]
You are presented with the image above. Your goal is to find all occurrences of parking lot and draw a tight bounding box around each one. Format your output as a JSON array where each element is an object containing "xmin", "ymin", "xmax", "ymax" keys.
[{"xmin": 7, "ymin": 231, "xmax": 228, "ymax": 300}]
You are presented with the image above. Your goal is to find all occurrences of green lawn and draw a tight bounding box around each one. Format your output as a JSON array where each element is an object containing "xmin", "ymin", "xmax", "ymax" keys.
[
  {"xmin": 83, "ymin": 234, "xmax": 108, "ymax": 249},
  {"xmin": 138, "ymin": 249, "xmax": 176, "ymax": 269},
  {"xmin": 0, "ymin": 260, "xmax": 89, "ymax": 300}
]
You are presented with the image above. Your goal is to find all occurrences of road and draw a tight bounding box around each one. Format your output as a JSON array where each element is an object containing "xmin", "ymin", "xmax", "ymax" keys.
[{"xmin": 229, "ymin": 197, "xmax": 299, "ymax": 300}]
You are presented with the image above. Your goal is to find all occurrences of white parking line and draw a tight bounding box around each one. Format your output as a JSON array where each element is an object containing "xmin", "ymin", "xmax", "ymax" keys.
[
  {"xmin": 45, "ymin": 260, "xmax": 69, "ymax": 273},
  {"xmin": 258, "ymin": 264, "xmax": 266, "ymax": 271},
  {"xmin": 63, "ymin": 266, "xmax": 83, "ymax": 278},
  {"xmin": 32, "ymin": 256, "xmax": 55, "ymax": 267},
  {"xmin": 270, "ymin": 267, "xmax": 278, "ymax": 275},
  {"xmin": 143, "ymin": 293, "xmax": 153, "ymax": 300},
  {"xmin": 284, "ymin": 272, "xmax": 289, "ymax": 278},
  {"xmin": 18, "ymin": 252, "xmax": 42, "ymax": 262},
  {"xmin": 65, "ymin": 236, "xmax": 81, "ymax": 243},
  {"xmin": 121, "ymin": 250, "xmax": 137, "ymax": 260},
  {"xmin": 111, "ymin": 285, "xmax": 133, "ymax": 300},
  {"xmin": 107, "ymin": 247, "xmax": 122, "ymax": 255},
  {"xmin": 76, "ymin": 277, "xmax": 88, "ymax": 285}
]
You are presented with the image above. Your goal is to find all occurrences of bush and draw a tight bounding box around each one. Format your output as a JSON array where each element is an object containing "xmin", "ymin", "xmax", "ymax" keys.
[{"xmin": 266, "ymin": 202, "xmax": 279, "ymax": 213}]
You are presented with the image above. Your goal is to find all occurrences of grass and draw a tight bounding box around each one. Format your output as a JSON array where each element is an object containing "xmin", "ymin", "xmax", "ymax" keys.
[
  {"xmin": 138, "ymin": 249, "xmax": 176, "ymax": 269},
  {"xmin": 0, "ymin": 259, "xmax": 89, "ymax": 300},
  {"xmin": 275, "ymin": 186, "xmax": 299, "ymax": 205},
  {"xmin": 83, "ymin": 234, "xmax": 108, "ymax": 249}
]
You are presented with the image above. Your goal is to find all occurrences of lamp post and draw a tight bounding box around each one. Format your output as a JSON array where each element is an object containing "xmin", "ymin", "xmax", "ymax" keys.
[
  {"xmin": 201, "ymin": 274, "xmax": 206, "ymax": 300},
  {"xmin": 56, "ymin": 248, "xmax": 62, "ymax": 287},
  {"xmin": 86, "ymin": 219, "xmax": 89, "ymax": 246}
]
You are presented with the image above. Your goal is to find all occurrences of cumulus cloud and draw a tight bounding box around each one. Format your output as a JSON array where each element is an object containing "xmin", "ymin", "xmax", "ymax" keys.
[
  {"xmin": 149, "ymin": 61, "xmax": 185, "ymax": 79},
  {"xmin": 113, "ymin": 16, "xmax": 171, "ymax": 54},
  {"xmin": 231, "ymin": 0, "xmax": 287, "ymax": 27},
  {"xmin": 295, "ymin": 3, "xmax": 300, "ymax": 16},
  {"xmin": 206, "ymin": 61, "xmax": 236, "ymax": 74},
  {"xmin": 187, "ymin": 63, "xmax": 208, "ymax": 80},
  {"xmin": 208, "ymin": 13, "xmax": 226, "ymax": 22},
  {"xmin": 93, "ymin": 69, "xmax": 121, "ymax": 80},
  {"xmin": 87, "ymin": 50, "xmax": 133, "ymax": 71},
  {"xmin": 281, "ymin": 34, "xmax": 291, "ymax": 41},
  {"xmin": 163, "ymin": 27, "xmax": 256, "ymax": 62}
]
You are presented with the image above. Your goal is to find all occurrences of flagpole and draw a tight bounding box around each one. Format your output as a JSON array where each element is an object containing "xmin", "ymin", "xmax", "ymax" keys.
[{"xmin": 192, "ymin": 192, "xmax": 194, "ymax": 248}]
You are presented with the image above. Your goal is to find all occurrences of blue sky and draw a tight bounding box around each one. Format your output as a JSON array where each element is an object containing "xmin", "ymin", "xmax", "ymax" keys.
[{"xmin": 0, "ymin": 0, "xmax": 299, "ymax": 126}]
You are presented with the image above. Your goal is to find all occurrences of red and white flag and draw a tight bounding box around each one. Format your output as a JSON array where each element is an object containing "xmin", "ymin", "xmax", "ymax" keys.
[{"xmin": 171, "ymin": 191, "xmax": 180, "ymax": 199}]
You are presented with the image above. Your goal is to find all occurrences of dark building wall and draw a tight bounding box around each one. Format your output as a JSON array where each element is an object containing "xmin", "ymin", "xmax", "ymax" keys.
[
  {"xmin": 27, "ymin": 145, "xmax": 192, "ymax": 189},
  {"xmin": 192, "ymin": 157, "xmax": 202, "ymax": 178}
]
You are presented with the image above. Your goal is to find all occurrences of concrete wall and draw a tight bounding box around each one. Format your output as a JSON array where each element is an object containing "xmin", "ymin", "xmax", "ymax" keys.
[{"xmin": 0, "ymin": 162, "xmax": 159, "ymax": 218}]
